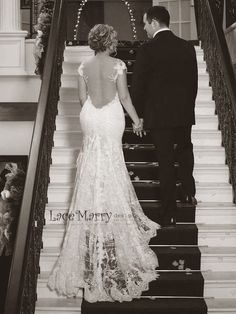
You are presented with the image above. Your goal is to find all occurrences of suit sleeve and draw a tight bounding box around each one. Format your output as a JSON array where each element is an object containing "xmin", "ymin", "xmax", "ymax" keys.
[
  {"xmin": 189, "ymin": 44, "xmax": 198, "ymax": 103},
  {"xmin": 131, "ymin": 45, "xmax": 151, "ymax": 117}
]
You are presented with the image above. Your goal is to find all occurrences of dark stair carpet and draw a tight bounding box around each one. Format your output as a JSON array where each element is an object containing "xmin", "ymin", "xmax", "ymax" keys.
[
  {"xmin": 150, "ymin": 224, "xmax": 198, "ymax": 245},
  {"xmin": 140, "ymin": 201, "xmax": 195, "ymax": 223},
  {"xmin": 152, "ymin": 246, "xmax": 201, "ymax": 270},
  {"xmin": 142, "ymin": 272, "xmax": 204, "ymax": 296},
  {"xmin": 81, "ymin": 45, "xmax": 207, "ymax": 314}
]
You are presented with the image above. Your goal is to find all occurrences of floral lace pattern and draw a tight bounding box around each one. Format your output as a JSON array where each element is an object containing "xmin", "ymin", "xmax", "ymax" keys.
[
  {"xmin": 48, "ymin": 61, "xmax": 160, "ymax": 303},
  {"xmin": 78, "ymin": 59, "xmax": 127, "ymax": 83}
]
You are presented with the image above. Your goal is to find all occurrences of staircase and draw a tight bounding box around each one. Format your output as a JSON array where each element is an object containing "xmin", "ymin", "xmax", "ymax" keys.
[{"xmin": 35, "ymin": 45, "xmax": 236, "ymax": 314}]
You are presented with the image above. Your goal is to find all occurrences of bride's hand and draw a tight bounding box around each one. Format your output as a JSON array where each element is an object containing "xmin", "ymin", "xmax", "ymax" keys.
[{"xmin": 132, "ymin": 119, "xmax": 146, "ymax": 137}]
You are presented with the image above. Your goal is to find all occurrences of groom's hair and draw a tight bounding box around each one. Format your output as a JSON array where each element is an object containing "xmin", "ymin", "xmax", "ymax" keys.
[{"xmin": 146, "ymin": 6, "xmax": 170, "ymax": 27}]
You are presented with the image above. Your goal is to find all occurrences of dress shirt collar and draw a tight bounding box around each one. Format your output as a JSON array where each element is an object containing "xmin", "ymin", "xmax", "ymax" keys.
[{"xmin": 153, "ymin": 28, "xmax": 170, "ymax": 38}]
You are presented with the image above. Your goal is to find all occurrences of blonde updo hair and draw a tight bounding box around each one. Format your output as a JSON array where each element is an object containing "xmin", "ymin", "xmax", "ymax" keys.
[{"xmin": 88, "ymin": 24, "xmax": 118, "ymax": 54}]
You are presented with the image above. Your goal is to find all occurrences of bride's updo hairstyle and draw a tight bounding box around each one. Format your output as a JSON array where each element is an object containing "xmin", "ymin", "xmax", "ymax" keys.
[{"xmin": 88, "ymin": 24, "xmax": 118, "ymax": 54}]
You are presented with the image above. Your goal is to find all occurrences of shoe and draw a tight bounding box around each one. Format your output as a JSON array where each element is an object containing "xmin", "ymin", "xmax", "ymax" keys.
[
  {"xmin": 186, "ymin": 195, "xmax": 197, "ymax": 205},
  {"xmin": 161, "ymin": 217, "xmax": 176, "ymax": 228}
]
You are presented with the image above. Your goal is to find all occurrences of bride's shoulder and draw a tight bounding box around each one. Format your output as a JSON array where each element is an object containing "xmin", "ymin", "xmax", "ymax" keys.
[{"xmin": 111, "ymin": 58, "xmax": 127, "ymax": 71}]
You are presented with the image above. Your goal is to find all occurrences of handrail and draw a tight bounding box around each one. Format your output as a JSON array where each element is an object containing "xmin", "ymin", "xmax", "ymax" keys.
[
  {"xmin": 206, "ymin": 0, "xmax": 236, "ymax": 116},
  {"xmin": 4, "ymin": 0, "xmax": 67, "ymax": 313},
  {"xmin": 194, "ymin": 0, "xmax": 236, "ymax": 200}
]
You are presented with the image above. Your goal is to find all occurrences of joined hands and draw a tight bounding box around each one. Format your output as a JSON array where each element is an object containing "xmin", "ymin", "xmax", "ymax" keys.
[{"xmin": 132, "ymin": 118, "xmax": 146, "ymax": 137}]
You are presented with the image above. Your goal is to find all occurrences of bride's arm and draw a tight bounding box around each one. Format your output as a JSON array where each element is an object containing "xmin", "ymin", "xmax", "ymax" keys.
[
  {"xmin": 116, "ymin": 70, "xmax": 141, "ymax": 127},
  {"xmin": 77, "ymin": 75, "xmax": 87, "ymax": 107}
]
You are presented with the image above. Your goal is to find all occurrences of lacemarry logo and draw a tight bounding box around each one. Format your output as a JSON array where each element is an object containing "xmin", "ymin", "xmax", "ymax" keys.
[{"xmin": 48, "ymin": 210, "xmax": 134, "ymax": 224}]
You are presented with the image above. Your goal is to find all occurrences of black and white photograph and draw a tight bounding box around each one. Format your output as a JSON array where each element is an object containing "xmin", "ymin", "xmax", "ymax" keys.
[{"xmin": 1, "ymin": 0, "xmax": 236, "ymax": 313}]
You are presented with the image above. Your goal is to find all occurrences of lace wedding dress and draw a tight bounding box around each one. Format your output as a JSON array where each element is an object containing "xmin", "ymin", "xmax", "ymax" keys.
[{"xmin": 47, "ymin": 58, "xmax": 160, "ymax": 303}]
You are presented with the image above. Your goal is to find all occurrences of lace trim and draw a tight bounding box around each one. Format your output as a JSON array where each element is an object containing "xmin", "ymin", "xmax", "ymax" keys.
[{"xmin": 78, "ymin": 63, "xmax": 88, "ymax": 82}]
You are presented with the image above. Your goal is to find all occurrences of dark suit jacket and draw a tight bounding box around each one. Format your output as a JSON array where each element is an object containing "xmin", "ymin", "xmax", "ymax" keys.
[{"xmin": 131, "ymin": 30, "xmax": 198, "ymax": 129}]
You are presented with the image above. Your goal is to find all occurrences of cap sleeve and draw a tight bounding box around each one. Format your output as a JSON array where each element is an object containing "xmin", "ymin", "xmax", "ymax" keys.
[
  {"xmin": 77, "ymin": 62, "xmax": 84, "ymax": 77},
  {"xmin": 115, "ymin": 60, "xmax": 127, "ymax": 75}
]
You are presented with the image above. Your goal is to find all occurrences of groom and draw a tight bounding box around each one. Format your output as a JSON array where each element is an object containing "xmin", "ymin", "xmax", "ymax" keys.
[{"xmin": 131, "ymin": 6, "xmax": 198, "ymax": 227}]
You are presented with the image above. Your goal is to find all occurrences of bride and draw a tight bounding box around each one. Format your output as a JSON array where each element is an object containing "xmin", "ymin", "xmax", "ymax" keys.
[{"xmin": 48, "ymin": 24, "xmax": 160, "ymax": 303}]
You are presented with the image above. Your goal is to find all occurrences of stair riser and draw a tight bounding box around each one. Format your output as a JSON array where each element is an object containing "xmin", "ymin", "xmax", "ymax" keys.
[
  {"xmin": 60, "ymin": 75, "xmax": 210, "ymax": 89},
  {"xmin": 37, "ymin": 279, "xmax": 204, "ymax": 298},
  {"xmin": 53, "ymin": 133, "xmax": 83, "ymax": 147},
  {"xmin": 37, "ymin": 280, "xmax": 236, "ymax": 300},
  {"xmin": 59, "ymin": 88, "xmax": 212, "ymax": 103},
  {"xmin": 37, "ymin": 283, "xmax": 83, "ymax": 299},
  {"xmin": 39, "ymin": 253, "xmax": 201, "ymax": 273},
  {"xmin": 40, "ymin": 255, "xmax": 236, "ymax": 273},
  {"xmin": 51, "ymin": 149, "xmax": 80, "ymax": 165},
  {"xmin": 201, "ymin": 257, "xmax": 236, "ymax": 272},
  {"xmin": 196, "ymin": 92, "xmax": 212, "ymax": 102},
  {"xmin": 204, "ymin": 284, "xmax": 236, "ymax": 298},
  {"xmin": 47, "ymin": 186, "xmax": 232, "ymax": 203},
  {"xmin": 123, "ymin": 132, "xmax": 222, "ymax": 146},
  {"xmin": 193, "ymin": 151, "xmax": 225, "ymax": 165},
  {"xmin": 51, "ymin": 149, "xmax": 225, "ymax": 165},
  {"xmin": 53, "ymin": 131, "xmax": 222, "ymax": 147},
  {"xmin": 198, "ymin": 234, "xmax": 236, "ymax": 247},
  {"xmin": 45, "ymin": 207, "xmax": 236, "ymax": 226},
  {"xmin": 45, "ymin": 205, "xmax": 195, "ymax": 225},
  {"xmin": 57, "ymin": 101, "xmax": 215, "ymax": 116},
  {"xmin": 49, "ymin": 166, "xmax": 228, "ymax": 184},
  {"xmin": 55, "ymin": 117, "xmax": 219, "ymax": 132},
  {"xmin": 43, "ymin": 228, "xmax": 198, "ymax": 247},
  {"xmin": 42, "ymin": 230, "xmax": 235, "ymax": 248},
  {"xmin": 196, "ymin": 210, "xmax": 236, "ymax": 224}
]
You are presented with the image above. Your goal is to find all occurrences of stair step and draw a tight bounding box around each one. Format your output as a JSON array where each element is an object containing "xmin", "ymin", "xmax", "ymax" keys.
[
  {"xmin": 51, "ymin": 147, "xmax": 80, "ymax": 164},
  {"xmin": 197, "ymin": 224, "xmax": 236, "ymax": 247},
  {"xmin": 53, "ymin": 130, "xmax": 83, "ymax": 147},
  {"xmin": 42, "ymin": 223, "xmax": 236, "ymax": 248},
  {"xmin": 35, "ymin": 297, "xmax": 236, "ymax": 314},
  {"xmin": 200, "ymin": 247, "xmax": 236, "ymax": 271},
  {"xmin": 37, "ymin": 271, "xmax": 236, "ymax": 300},
  {"xmin": 57, "ymin": 100, "xmax": 216, "ymax": 116},
  {"xmin": 48, "ymin": 163, "xmax": 229, "ymax": 184},
  {"xmin": 53, "ymin": 129, "xmax": 222, "ymax": 148},
  {"xmin": 56, "ymin": 114, "xmax": 219, "ymax": 131},
  {"xmin": 204, "ymin": 271, "xmax": 236, "ymax": 298},
  {"xmin": 39, "ymin": 245, "xmax": 236, "ymax": 273},
  {"xmin": 45, "ymin": 200, "xmax": 195, "ymax": 225},
  {"xmin": 51, "ymin": 145, "xmax": 226, "ymax": 165},
  {"xmin": 196, "ymin": 203, "xmax": 236, "ymax": 224},
  {"xmin": 45, "ymin": 201, "xmax": 236, "ymax": 226},
  {"xmin": 35, "ymin": 298, "xmax": 82, "ymax": 314},
  {"xmin": 47, "ymin": 181, "xmax": 232, "ymax": 203},
  {"xmin": 37, "ymin": 271, "xmax": 204, "ymax": 298},
  {"xmin": 123, "ymin": 145, "xmax": 225, "ymax": 164},
  {"xmin": 60, "ymin": 72, "xmax": 210, "ymax": 88},
  {"xmin": 123, "ymin": 129, "xmax": 222, "ymax": 146},
  {"xmin": 59, "ymin": 86, "xmax": 212, "ymax": 102},
  {"xmin": 39, "ymin": 246, "xmax": 201, "ymax": 272},
  {"xmin": 206, "ymin": 298, "xmax": 236, "ymax": 313},
  {"xmin": 42, "ymin": 224, "xmax": 198, "ymax": 248}
]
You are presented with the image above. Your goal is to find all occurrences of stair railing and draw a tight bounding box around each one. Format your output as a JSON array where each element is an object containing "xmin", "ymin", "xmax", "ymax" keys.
[
  {"xmin": 194, "ymin": 0, "xmax": 236, "ymax": 202},
  {"xmin": 4, "ymin": 0, "xmax": 67, "ymax": 313}
]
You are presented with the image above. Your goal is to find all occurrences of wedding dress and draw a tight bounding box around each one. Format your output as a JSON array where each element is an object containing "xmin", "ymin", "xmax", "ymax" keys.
[{"xmin": 47, "ymin": 58, "xmax": 160, "ymax": 303}]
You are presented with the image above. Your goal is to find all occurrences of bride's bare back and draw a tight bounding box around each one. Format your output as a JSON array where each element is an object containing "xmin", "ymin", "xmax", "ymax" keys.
[{"xmin": 78, "ymin": 55, "xmax": 127, "ymax": 109}]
